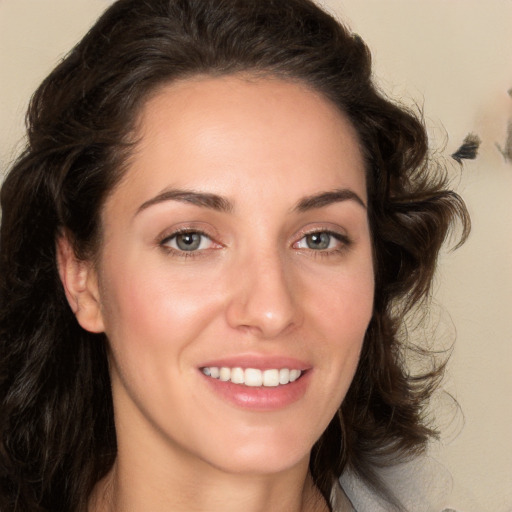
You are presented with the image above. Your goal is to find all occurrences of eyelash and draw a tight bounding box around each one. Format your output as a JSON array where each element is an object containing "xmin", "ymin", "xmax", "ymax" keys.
[
  {"xmin": 293, "ymin": 229, "xmax": 351, "ymax": 257},
  {"xmin": 158, "ymin": 228, "xmax": 351, "ymax": 259},
  {"xmin": 159, "ymin": 228, "xmax": 219, "ymax": 259}
]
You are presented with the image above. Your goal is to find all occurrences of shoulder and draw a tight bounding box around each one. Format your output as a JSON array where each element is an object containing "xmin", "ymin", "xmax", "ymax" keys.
[{"xmin": 338, "ymin": 455, "xmax": 470, "ymax": 512}]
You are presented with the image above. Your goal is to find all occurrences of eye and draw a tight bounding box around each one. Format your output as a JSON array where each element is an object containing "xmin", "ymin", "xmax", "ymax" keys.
[
  {"xmin": 294, "ymin": 231, "xmax": 348, "ymax": 251},
  {"xmin": 162, "ymin": 231, "xmax": 214, "ymax": 252}
]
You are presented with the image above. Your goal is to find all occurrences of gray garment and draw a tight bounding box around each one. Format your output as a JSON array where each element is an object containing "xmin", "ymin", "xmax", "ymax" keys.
[{"xmin": 337, "ymin": 456, "xmax": 470, "ymax": 512}]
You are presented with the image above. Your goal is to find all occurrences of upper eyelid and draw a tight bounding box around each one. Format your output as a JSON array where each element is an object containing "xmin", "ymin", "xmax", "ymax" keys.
[
  {"xmin": 298, "ymin": 228, "xmax": 347, "ymax": 237},
  {"xmin": 292, "ymin": 225, "xmax": 350, "ymax": 241},
  {"xmin": 157, "ymin": 223, "xmax": 220, "ymax": 245},
  {"xmin": 294, "ymin": 231, "xmax": 350, "ymax": 245},
  {"xmin": 160, "ymin": 227, "xmax": 211, "ymax": 242}
]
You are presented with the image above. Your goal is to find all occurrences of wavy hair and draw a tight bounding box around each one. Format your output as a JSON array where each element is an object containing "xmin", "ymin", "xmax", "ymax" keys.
[{"xmin": 0, "ymin": 0, "xmax": 469, "ymax": 510}]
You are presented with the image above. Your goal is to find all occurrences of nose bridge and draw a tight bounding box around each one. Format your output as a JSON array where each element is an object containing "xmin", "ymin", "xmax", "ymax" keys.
[{"xmin": 225, "ymin": 243, "xmax": 299, "ymax": 338}]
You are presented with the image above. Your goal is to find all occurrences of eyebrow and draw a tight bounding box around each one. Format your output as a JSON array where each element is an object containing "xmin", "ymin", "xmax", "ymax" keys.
[
  {"xmin": 293, "ymin": 188, "xmax": 366, "ymax": 212},
  {"xmin": 135, "ymin": 186, "xmax": 366, "ymax": 216},
  {"xmin": 136, "ymin": 188, "xmax": 234, "ymax": 215}
]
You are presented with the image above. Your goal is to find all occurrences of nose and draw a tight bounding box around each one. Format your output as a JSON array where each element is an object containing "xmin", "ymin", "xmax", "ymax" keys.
[{"xmin": 225, "ymin": 250, "xmax": 301, "ymax": 339}]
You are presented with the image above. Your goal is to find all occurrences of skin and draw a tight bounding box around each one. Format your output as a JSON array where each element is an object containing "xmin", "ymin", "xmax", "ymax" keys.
[{"xmin": 58, "ymin": 75, "xmax": 374, "ymax": 512}]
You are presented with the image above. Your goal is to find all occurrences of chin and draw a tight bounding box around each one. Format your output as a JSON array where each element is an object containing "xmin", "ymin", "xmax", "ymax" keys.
[{"xmin": 197, "ymin": 426, "xmax": 316, "ymax": 476}]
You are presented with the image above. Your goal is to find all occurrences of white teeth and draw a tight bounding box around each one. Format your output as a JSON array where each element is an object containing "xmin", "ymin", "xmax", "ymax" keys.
[
  {"xmin": 279, "ymin": 368, "xmax": 290, "ymax": 384},
  {"xmin": 263, "ymin": 369, "xmax": 279, "ymax": 387},
  {"xmin": 231, "ymin": 367, "xmax": 244, "ymax": 384},
  {"xmin": 219, "ymin": 367, "xmax": 231, "ymax": 381},
  {"xmin": 201, "ymin": 366, "xmax": 303, "ymax": 387},
  {"xmin": 245, "ymin": 368, "xmax": 263, "ymax": 387},
  {"xmin": 289, "ymin": 369, "xmax": 301, "ymax": 382}
]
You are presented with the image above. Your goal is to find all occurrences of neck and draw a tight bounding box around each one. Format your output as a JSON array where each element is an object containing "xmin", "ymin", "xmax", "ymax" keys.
[{"xmin": 89, "ymin": 457, "xmax": 329, "ymax": 512}]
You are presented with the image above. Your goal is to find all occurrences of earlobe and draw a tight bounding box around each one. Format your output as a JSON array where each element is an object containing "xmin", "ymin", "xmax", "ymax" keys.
[{"xmin": 56, "ymin": 234, "xmax": 105, "ymax": 333}]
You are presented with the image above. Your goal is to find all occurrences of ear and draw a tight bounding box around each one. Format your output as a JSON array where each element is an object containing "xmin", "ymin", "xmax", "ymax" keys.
[{"xmin": 56, "ymin": 234, "xmax": 105, "ymax": 333}]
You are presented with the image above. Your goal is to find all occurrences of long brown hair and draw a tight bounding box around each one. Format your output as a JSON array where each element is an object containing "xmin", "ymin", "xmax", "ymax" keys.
[{"xmin": 0, "ymin": 1, "xmax": 469, "ymax": 510}]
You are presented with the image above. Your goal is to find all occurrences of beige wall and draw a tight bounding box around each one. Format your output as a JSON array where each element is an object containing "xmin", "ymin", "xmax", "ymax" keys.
[{"xmin": 1, "ymin": 1, "xmax": 511, "ymax": 510}]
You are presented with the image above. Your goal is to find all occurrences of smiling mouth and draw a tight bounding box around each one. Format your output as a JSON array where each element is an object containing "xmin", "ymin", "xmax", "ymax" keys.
[{"xmin": 201, "ymin": 367, "xmax": 303, "ymax": 387}]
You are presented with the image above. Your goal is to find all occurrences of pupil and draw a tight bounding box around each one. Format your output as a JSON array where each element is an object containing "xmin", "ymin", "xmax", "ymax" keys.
[
  {"xmin": 177, "ymin": 233, "xmax": 201, "ymax": 251},
  {"xmin": 307, "ymin": 233, "xmax": 330, "ymax": 250}
]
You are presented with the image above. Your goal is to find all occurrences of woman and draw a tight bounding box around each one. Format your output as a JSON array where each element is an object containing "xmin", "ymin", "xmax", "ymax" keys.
[{"xmin": 0, "ymin": 0, "xmax": 469, "ymax": 510}]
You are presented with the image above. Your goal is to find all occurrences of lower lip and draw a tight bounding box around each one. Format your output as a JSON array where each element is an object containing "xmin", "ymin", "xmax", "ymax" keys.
[{"xmin": 201, "ymin": 371, "xmax": 311, "ymax": 411}]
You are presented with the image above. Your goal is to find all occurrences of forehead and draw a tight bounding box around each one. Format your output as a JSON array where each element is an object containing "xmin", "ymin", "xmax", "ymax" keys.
[{"xmin": 111, "ymin": 74, "xmax": 367, "ymax": 215}]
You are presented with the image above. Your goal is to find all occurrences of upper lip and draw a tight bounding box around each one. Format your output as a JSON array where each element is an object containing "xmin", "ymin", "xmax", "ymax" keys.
[{"xmin": 198, "ymin": 354, "xmax": 311, "ymax": 371}]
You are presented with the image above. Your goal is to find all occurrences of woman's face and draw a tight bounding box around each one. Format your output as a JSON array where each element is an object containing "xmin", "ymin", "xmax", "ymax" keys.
[{"xmin": 88, "ymin": 75, "xmax": 374, "ymax": 476}]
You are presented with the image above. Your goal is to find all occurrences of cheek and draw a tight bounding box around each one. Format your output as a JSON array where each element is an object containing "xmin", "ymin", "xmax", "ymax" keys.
[
  {"xmin": 98, "ymin": 258, "xmax": 225, "ymax": 358},
  {"xmin": 311, "ymin": 264, "xmax": 374, "ymax": 380},
  {"xmin": 97, "ymin": 261, "xmax": 228, "ymax": 428},
  {"xmin": 314, "ymin": 264, "xmax": 374, "ymax": 335}
]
